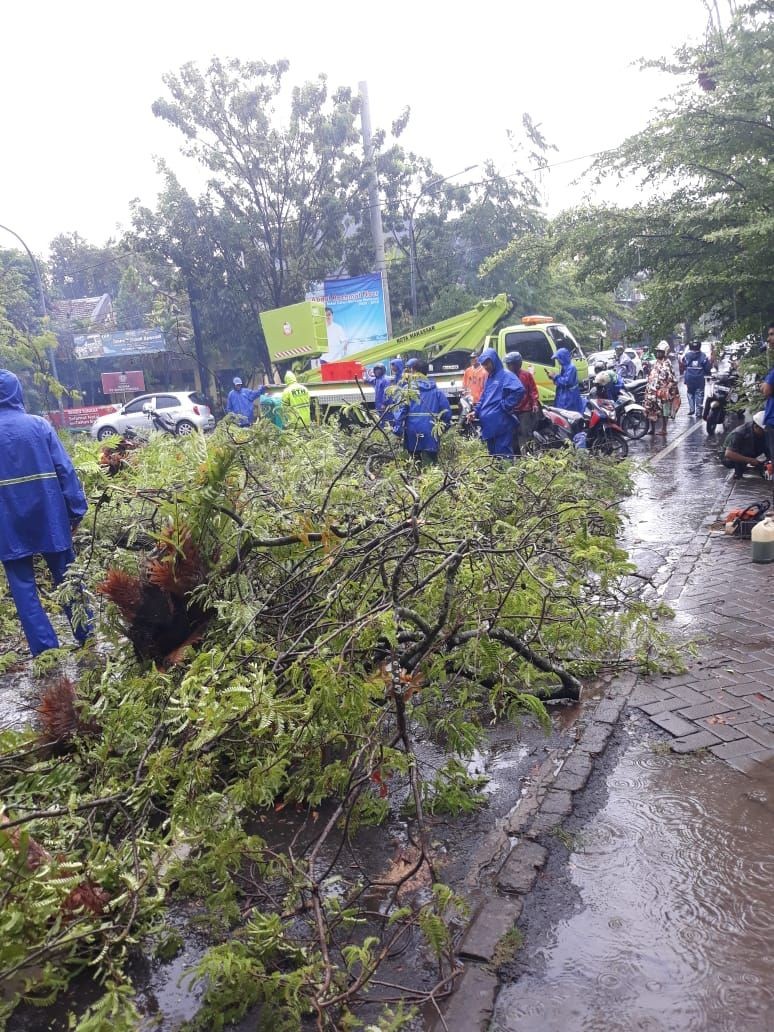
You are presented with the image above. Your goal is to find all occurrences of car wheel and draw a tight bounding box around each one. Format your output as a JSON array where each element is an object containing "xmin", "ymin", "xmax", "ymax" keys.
[
  {"xmin": 175, "ymin": 419, "xmax": 197, "ymax": 436},
  {"xmin": 97, "ymin": 426, "xmax": 119, "ymax": 441}
]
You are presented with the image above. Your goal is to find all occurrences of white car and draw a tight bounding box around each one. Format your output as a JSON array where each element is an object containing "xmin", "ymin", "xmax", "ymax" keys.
[
  {"xmin": 587, "ymin": 348, "xmax": 644, "ymax": 377},
  {"xmin": 90, "ymin": 391, "xmax": 215, "ymax": 440}
]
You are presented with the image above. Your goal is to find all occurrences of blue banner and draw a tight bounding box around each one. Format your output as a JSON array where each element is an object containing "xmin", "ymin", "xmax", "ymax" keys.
[
  {"xmin": 73, "ymin": 328, "xmax": 166, "ymax": 360},
  {"xmin": 310, "ymin": 273, "xmax": 388, "ymax": 360}
]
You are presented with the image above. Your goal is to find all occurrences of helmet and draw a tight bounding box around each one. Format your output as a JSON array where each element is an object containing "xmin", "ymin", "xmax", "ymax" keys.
[
  {"xmin": 593, "ymin": 361, "xmax": 608, "ymax": 374},
  {"xmin": 689, "ymin": 340, "xmax": 701, "ymax": 351},
  {"xmin": 613, "ymin": 342, "xmax": 624, "ymax": 353},
  {"xmin": 594, "ymin": 371, "xmax": 609, "ymax": 386},
  {"xmin": 284, "ymin": 370, "xmax": 297, "ymax": 384},
  {"xmin": 655, "ymin": 341, "xmax": 669, "ymax": 354},
  {"xmin": 753, "ymin": 411, "xmax": 766, "ymax": 428},
  {"xmin": 405, "ymin": 358, "xmax": 419, "ymax": 371},
  {"xmin": 504, "ymin": 351, "xmax": 523, "ymax": 368},
  {"xmin": 372, "ymin": 363, "xmax": 386, "ymax": 374}
]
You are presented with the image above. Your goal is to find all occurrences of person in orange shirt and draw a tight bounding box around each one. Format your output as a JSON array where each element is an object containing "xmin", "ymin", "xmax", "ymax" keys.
[
  {"xmin": 462, "ymin": 353, "xmax": 488, "ymax": 405},
  {"xmin": 505, "ymin": 352, "xmax": 541, "ymax": 453}
]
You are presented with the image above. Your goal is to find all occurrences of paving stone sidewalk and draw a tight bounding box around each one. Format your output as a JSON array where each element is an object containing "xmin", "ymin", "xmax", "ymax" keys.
[{"xmin": 632, "ymin": 475, "xmax": 774, "ymax": 778}]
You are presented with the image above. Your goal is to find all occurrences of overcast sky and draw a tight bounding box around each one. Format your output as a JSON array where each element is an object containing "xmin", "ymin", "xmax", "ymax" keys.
[{"xmin": 1, "ymin": 0, "xmax": 711, "ymax": 256}]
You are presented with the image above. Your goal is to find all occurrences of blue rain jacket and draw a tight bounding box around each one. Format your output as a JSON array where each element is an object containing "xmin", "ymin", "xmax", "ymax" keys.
[
  {"xmin": 373, "ymin": 374, "xmax": 389, "ymax": 413},
  {"xmin": 552, "ymin": 348, "xmax": 583, "ymax": 413},
  {"xmin": 475, "ymin": 348, "xmax": 525, "ymax": 443},
  {"xmin": 390, "ymin": 359, "xmax": 405, "ymax": 385},
  {"xmin": 0, "ymin": 370, "xmax": 88, "ymax": 562},
  {"xmin": 226, "ymin": 386, "xmax": 265, "ymax": 425},
  {"xmin": 393, "ymin": 377, "xmax": 452, "ymax": 454},
  {"xmin": 682, "ymin": 350, "xmax": 712, "ymax": 387}
]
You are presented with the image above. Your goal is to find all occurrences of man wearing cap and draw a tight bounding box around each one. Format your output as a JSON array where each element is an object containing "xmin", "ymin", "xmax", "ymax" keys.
[
  {"xmin": 722, "ymin": 411, "xmax": 770, "ymax": 479},
  {"xmin": 0, "ymin": 369, "xmax": 92, "ymax": 655},
  {"xmin": 505, "ymin": 352, "xmax": 540, "ymax": 453},
  {"xmin": 226, "ymin": 377, "xmax": 266, "ymax": 426},
  {"xmin": 462, "ymin": 353, "xmax": 488, "ymax": 406}
]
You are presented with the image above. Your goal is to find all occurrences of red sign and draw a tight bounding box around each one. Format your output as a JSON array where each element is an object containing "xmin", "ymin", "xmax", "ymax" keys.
[
  {"xmin": 47, "ymin": 405, "xmax": 119, "ymax": 430},
  {"xmin": 101, "ymin": 370, "xmax": 145, "ymax": 394}
]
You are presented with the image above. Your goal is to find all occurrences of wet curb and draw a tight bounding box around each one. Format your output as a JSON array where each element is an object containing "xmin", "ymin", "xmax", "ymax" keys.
[
  {"xmin": 429, "ymin": 477, "xmax": 741, "ymax": 1030},
  {"xmin": 428, "ymin": 673, "xmax": 637, "ymax": 1031}
]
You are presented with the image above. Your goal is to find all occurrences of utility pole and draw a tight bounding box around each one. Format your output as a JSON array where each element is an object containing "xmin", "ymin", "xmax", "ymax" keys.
[
  {"xmin": 358, "ymin": 81, "xmax": 393, "ymax": 338},
  {"xmin": 0, "ymin": 223, "xmax": 60, "ymax": 383}
]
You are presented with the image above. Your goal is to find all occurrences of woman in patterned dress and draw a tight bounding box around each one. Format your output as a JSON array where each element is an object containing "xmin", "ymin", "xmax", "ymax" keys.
[{"xmin": 644, "ymin": 340, "xmax": 680, "ymax": 436}]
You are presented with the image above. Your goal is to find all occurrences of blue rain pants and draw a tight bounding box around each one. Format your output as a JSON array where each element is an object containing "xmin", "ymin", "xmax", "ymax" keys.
[{"xmin": 3, "ymin": 547, "xmax": 92, "ymax": 656}]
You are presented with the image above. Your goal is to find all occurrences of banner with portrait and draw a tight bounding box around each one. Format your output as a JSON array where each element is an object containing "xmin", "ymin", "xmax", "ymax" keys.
[{"xmin": 308, "ymin": 273, "xmax": 389, "ymax": 360}]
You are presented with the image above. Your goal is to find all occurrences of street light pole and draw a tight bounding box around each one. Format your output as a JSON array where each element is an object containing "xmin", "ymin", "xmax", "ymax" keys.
[{"xmin": 0, "ymin": 222, "xmax": 60, "ymax": 382}]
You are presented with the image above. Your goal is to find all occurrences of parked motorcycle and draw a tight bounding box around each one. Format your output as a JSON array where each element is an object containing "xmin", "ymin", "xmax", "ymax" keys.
[
  {"xmin": 591, "ymin": 383, "xmax": 648, "ymax": 440},
  {"xmin": 702, "ymin": 372, "xmax": 740, "ymax": 435},
  {"xmin": 553, "ymin": 396, "xmax": 631, "ymax": 458},
  {"xmin": 529, "ymin": 407, "xmax": 574, "ymax": 451},
  {"xmin": 585, "ymin": 398, "xmax": 629, "ymax": 458},
  {"xmin": 621, "ymin": 378, "xmax": 648, "ymax": 406},
  {"xmin": 122, "ymin": 404, "xmax": 179, "ymax": 441}
]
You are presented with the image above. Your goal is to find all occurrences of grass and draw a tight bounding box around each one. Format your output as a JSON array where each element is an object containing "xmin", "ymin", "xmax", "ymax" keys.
[{"xmin": 492, "ymin": 927, "xmax": 524, "ymax": 967}]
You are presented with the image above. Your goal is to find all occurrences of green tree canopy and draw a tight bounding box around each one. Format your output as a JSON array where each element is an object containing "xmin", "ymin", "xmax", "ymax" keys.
[
  {"xmin": 152, "ymin": 59, "xmax": 365, "ymax": 311},
  {"xmin": 556, "ymin": 0, "xmax": 774, "ymax": 337}
]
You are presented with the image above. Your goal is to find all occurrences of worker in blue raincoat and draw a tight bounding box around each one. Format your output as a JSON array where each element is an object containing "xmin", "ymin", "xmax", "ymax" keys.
[
  {"xmin": 389, "ymin": 358, "xmax": 405, "ymax": 386},
  {"xmin": 382, "ymin": 358, "xmax": 405, "ymax": 419},
  {"xmin": 548, "ymin": 348, "xmax": 584, "ymax": 413},
  {"xmin": 226, "ymin": 377, "xmax": 266, "ymax": 426},
  {"xmin": 474, "ymin": 347, "xmax": 525, "ymax": 458},
  {"xmin": 392, "ymin": 359, "xmax": 452, "ymax": 464},
  {"xmin": 0, "ymin": 370, "xmax": 91, "ymax": 655},
  {"xmin": 369, "ymin": 364, "xmax": 389, "ymax": 416}
]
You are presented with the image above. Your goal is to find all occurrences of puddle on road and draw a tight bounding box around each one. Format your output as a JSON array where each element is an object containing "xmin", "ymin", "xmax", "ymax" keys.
[{"xmin": 492, "ymin": 728, "xmax": 774, "ymax": 1032}]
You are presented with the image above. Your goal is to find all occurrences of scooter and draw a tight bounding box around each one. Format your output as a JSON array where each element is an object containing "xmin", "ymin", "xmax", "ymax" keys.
[
  {"xmin": 591, "ymin": 384, "xmax": 648, "ymax": 440},
  {"xmin": 584, "ymin": 398, "xmax": 630, "ymax": 458},
  {"xmin": 703, "ymin": 372, "xmax": 740, "ymax": 435},
  {"xmin": 529, "ymin": 407, "xmax": 574, "ymax": 451},
  {"xmin": 541, "ymin": 399, "xmax": 629, "ymax": 460},
  {"xmin": 621, "ymin": 378, "xmax": 648, "ymax": 406}
]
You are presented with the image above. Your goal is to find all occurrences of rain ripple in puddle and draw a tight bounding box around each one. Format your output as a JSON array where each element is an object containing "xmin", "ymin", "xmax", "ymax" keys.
[{"xmin": 492, "ymin": 738, "xmax": 774, "ymax": 1032}]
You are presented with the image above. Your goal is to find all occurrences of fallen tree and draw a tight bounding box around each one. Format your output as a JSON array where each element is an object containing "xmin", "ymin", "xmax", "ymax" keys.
[{"xmin": 0, "ymin": 419, "xmax": 670, "ymax": 1029}]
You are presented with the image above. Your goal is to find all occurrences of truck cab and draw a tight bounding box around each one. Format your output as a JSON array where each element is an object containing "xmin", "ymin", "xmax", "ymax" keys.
[{"xmin": 487, "ymin": 316, "xmax": 589, "ymax": 401}]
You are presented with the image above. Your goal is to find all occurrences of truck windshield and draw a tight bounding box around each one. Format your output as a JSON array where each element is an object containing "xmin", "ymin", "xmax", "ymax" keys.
[
  {"xmin": 549, "ymin": 325, "xmax": 585, "ymax": 360},
  {"xmin": 504, "ymin": 331, "xmax": 553, "ymax": 366}
]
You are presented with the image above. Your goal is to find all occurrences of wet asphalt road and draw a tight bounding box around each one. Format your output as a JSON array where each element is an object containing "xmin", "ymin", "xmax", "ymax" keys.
[{"xmin": 492, "ymin": 405, "xmax": 774, "ymax": 1031}]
